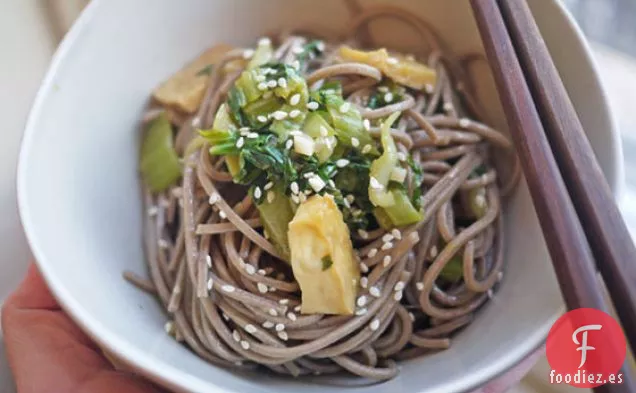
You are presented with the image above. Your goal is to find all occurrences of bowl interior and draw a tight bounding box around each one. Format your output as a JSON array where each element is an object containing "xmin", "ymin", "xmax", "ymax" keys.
[{"xmin": 18, "ymin": 0, "xmax": 619, "ymax": 392}]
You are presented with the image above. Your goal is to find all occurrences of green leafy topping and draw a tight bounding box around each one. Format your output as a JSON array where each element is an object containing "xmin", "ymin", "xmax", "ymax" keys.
[
  {"xmin": 321, "ymin": 255, "xmax": 334, "ymax": 271},
  {"xmin": 196, "ymin": 64, "xmax": 215, "ymax": 77},
  {"xmin": 368, "ymin": 82, "xmax": 406, "ymax": 109},
  {"xmin": 440, "ymin": 254, "xmax": 463, "ymax": 282},
  {"xmin": 408, "ymin": 154, "xmax": 424, "ymax": 211},
  {"xmin": 140, "ymin": 113, "xmax": 182, "ymax": 192},
  {"xmin": 295, "ymin": 40, "xmax": 325, "ymax": 68},
  {"xmin": 257, "ymin": 186, "xmax": 294, "ymax": 261}
]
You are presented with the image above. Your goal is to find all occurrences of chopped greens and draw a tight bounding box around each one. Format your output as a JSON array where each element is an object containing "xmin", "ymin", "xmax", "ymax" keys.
[
  {"xmin": 368, "ymin": 82, "xmax": 406, "ymax": 109},
  {"xmin": 295, "ymin": 40, "xmax": 325, "ymax": 68},
  {"xmin": 140, "ymin": 112, "xmax": 182, "ymax": 192},
  {"xmin": 321, "ymin": 256, "xmax": 334, "ymax": 271},
  {"xmin": 196, "ymin": 64, "xmax": 215, "ymax": 77}
]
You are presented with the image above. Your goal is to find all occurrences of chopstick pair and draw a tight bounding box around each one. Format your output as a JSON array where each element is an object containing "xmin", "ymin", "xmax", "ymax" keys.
[{"xmin": 469, "ymin": 0, "xmax": 636, "ymax": 391}]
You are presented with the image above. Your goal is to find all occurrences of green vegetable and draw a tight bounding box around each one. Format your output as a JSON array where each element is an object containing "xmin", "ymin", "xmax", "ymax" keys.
[
  {"xmin": 140, "ymin": 113, "xmax": 182, "ymax": 192},
  {"xmin": 248, "ymin": 39, "xmax": 274, "ymax": 70},
  {"xmin": 321, "ymin": 255, "xmax": 334, "ymax": 271},
  {"xmin": 242, "ymin": 95, "xmax": 282, "ymax": 127},
  {"xmin": 295, "ymin": 40, "xmax": 325, "ymax": 68},
  {"xmin": 379, "ymin": 186, "xmax": 422, "ymax": 226},
  {"xmin": 407, "ymin": 154, "xmax": 424, "ymax": 211},
  {"xmin": 235, "ymin": 70, "xmax": 263, "ymax": 103},
  {"xmin": 323, "ymin": 92, "xmax": 375, "ymax": 151},
  {"xmin": 211, "ymin": 104, "xmax": 240, "ymax": 176},
  {"xmin": 439, "ymin": 254, "xmax": 463, "ymax": 282},
  {"xmin": 467, "ymin": 187, "xmax": 488, "ymax": 219},
  {"xmin": 368, "ymin": 82, "xmax": 406, "ymax": 109},
  {"xmin": 257, "ymin": 187, "xmax": 294, "ymax": 261},
  {"xmin": 373, "ymin": 207, "xmax": 394, "ymax": 230},
  {"xmin": 303, "ymin": 112, "xmax": 335, "ymax": 138},
  {"xmin": 196, "ymin": 64, "xmax": 214, "ymax": 77},
  {"xmin": 369, "ymin": 112, "xmax": 400, "ymax": 207}
]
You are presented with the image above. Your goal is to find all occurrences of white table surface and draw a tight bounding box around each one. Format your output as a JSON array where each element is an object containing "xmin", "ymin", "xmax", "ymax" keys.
[{"xmin": 1, "ymin": 3, "xmax": 635, "ymax": 392}]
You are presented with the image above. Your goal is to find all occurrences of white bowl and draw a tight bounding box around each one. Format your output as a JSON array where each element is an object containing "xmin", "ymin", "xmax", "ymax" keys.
[{"xmin": 17, "ymin": 0, "xmax": 621, "ymax": 392}]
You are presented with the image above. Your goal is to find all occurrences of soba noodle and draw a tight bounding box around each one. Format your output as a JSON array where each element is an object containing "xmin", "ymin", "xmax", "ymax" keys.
[{"xmin": 126, "ymin": 3, "xmax": 519, "ymax": 381}]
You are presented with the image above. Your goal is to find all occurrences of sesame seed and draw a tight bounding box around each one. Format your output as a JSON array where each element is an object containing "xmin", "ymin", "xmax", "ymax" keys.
[
  {"xmin": 378, "ymin": 86, "xmax": 389, "ymax": 93},
  {"xmin": 207, "ymin": 278, "xmax": 214, "ymax": 290},
  {"xmin": 497, "ymin": 271, "xmax": 504, "ymax": 281},
  {"xmin": 387, "ymin": 57, "xmax": 399, "ymax": 65},
  {"xmin": 269, "ymin": 286, "xmax": 276, "ymax": 292},
  {"xmin": 278, "ymin": 78, "xmax": 287, "ymax": 88},
  {"xmin": 425, "ymin": 83, "xmax": 434, "ymax": 94},
  {"xmin": 487, "ymin": 289, "xmax": 494, "ymax": 299},
  {"xmin": 355, "ymin": 308, "xmax": 368, "ymax": 316},
  {"xmin": 474, "ymin": 194, "xmax": 487, "ymax": 208},
  {"xmin": 289, "ymin": 109, "xmax": 301, "ymax": 119},
  {"xmin": 339, "ymin": 102, "xmax": 351, "ymax": 113},
  {"xmin": 264, "ymin": 182, "xmax": 274, "ymax": 190},
  {"xmin": 443, "ymin": 102, "xmax": 454, "ymax": 112},
  {"xmin": 369, "ymin": 318, "xmax": 380, "ymax": 331},
  {"xmin": 263, "ymin": 321, "xmax": 274, "ymax": 328},
  {"xmin": 267, "ymin": 80, "xmax": 278, "ymax": 89},
  {"xmin": 241, "ymin": 48, "xmax": 255, "ymax": 59},
  {"xmin": 222, "ymin": 285, "xmax": 236, "ymax": 293},
  {"xmin": 267, "ymin": 191, "xmax": 275, "ymax": 203},
  {"xmin": 359, "ymin": 262, "xmax": 369, "ymax": 273},
  {"xmin": 294, "ymin": 305, "xmax": 301, "ymax": 312},
  {"xmin": 409, "ymin": 312, "xmax": 415, "ymax": 322},
  {"xmin": 369, "ymin": 177, "xmax": 383, "ymax": 189},
  {"xmin": 269, "ymin": 308, "xmax": 278, "ymax": 317},
  {"xmin": 303, "ymin": 172, "xmax": 315, "ymax": 178},
  {"xmin": 278, "ymin": 331, "xmax": 289, "ymax": 341},
  {"xmin": 258, "ymin": 115, "xmax": 268, "ymax": 123},
  {"xmin": 290, "ymin": 182, "xmax": 299, "ymax": 194},
  {"xmin": 232, "ymin": 330, "xmax": 241, "ymax": 342},
  {"xmin": 362, "ymin": 118, "xmax": 371, "ymax": 131},
  {"xmin": 285, "ymin": 139, "xmax": 294, "ymax": 150},
  {"xmin": 275, "ymin": 323, "xmax": 285, "ymax": 332},
  {"xmin": 298, "ymin": 192, "xmax": 307, "ymax": 203},
  {"xmin": 289, "ymin": 130, "xmax": 303, "ymax": 136},
  {"xmin": 360, "ymin": 277, "xmax": 368, "ymax": 288},
  {"xmin": 147, "ymin": 206, "xmax": 158, "ymax": 216},
  {"xmin": 245, "ymin": 324, "xmax": 257, "ymax": 334},
  {"xmin": 254, "ymin": 187, "xmax": 262, "ymax": 199},
  {"xmin": 394, "ymin": 281, "xmax": 405, "ymax": 291},
  {"xmin": 255, "ymin": 74, "xmax": 266, "ymax": 82},
  {"xmin": 240, "ymin": 340, "xmax": 250, "ymax": 350},
  {"xmin": 258, "ymin": 269, "xmax": 266, "ymax": 275},
  {"xmin": 164, "ymin": 321, "xmax": 174, "ymax": 334},
  {"xmin": 247, "ymin": 132, "xmax": 259, "ymax": 139},
  {"xmin": 206, "ymin": 254, "xmax": 212, "ymax": 267},
  {"xmin": 416, "ymin": 282, "xmax": 425, "ymax": 291},
  {"xmin": 319, "ymin": 125, "xmax": 329, "ymax": 137},
  {"xmin": 459, "ymin": 118, "xmax": 471, "ymax": 128},
  {"xmin": 291, "ymin": 60, "xmax": 300, "ymax": 70},
  {"xmin": 288, "ymin": 93, "xmax": 301, "ymax": 106},
  {"xmin": 383, "ymin": 255, "xmax": 392, "ymax": 267},
  {"xmin": 369, "ymin": 286, "xmax": 381, "ymax": 297},
  {"xmin": 257, "ymin": 283, "xmax": 268, "ymax": 293},
  {"xmin": 382, "ymin": 242, "xmax": 394, "ymax": 251},
  {"xmin": 245, "ymin": 264, "xmax": 256, "ymax": 275},
  {"xmin": 219, "ymin": 210, "xmax": 227, "ymax": 219},
  {"xmin": 158, "ymin": 239, "xmax": 170, "ymax": 249},
  {"xmin": 351, "ymin": 137, "xmax": 360, "ymax": 147},
  {"xmin": 346, "ymin": 194, "xmax": 355, "ymax": 204},
  {"xmin": 291, "ymin": 194, "xmax": 300, "ymax": 204},
  {"xmin": 358, "ymin": 229, "xmax": 369, "ymax": 239},
  {"xmin": 271, "ymin": 111, "xmax": 287, "ymax": 120},
  {"xmin": 307, "ymin": 101, "xmax": 319, "ymax": 110},
  {"xmin": 397, "ymin": 152, "xmax": 407, "ymax": 161},
  {"xmin": 316, "ymin": 41, "xmax": 325, "ymax": 51},
  {"xmin": 336, "ymin": 159, "xmax": 350, "ymax": 168},
  {"xmin": 292, "ymin": 46, "xmax": 304, "ymax": 54},
  {"xmin": 391, "ymin": 229, "xmax": 402, "ymax": 239},
  {"xmin": 382, "ymin": 233, "xmax": 394, "ymax": 243},
  {"xmin": 393, "ymin": 291, "xmax": 403, "ymax": 301},
  {"xmin": 257, "ymin": 82, "xmax": 268, "ymax": 91},
  {"xmin": 362, "ymin": 144, "xmax": 372, "ymax": 154},
  {"xmin": 429, "ymin": 246, "xmax": 438, "ymax": 258},
  {"xmin": 384, "ymin": 92, "xmax": 394, "ymax": 103},
  {"xmin": 367, "ymin": 248, "xmax": 378, "ymax": 258},
  {"xmin": 308, "ymin": 176, "xmax": 326, "ymax": 192},
  {"xmin": 258, "ymin": 37, "xmax": 271, "ymax": 46},
  {"xmin": 356, "ymin": 295, "xmax": 368, "ymax": 307},
  {"xmin": 287, "ymin": 312, "xmax": 297, "ymax": 321}
]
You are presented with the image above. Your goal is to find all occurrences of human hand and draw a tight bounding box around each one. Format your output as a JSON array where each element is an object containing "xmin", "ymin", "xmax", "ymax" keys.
[{"xmin": 1, "ymin": 263, "xmax": 159, "ymax": 393}]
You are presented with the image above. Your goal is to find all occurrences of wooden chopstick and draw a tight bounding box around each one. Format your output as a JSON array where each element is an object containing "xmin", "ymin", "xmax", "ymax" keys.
[
  {"xmin": 469, "ymin": 1, "xmax": 635, "ymax": 391},
  {"xmin": 497, "ymin": 0, "xmax": 636, "ymax": 355}
]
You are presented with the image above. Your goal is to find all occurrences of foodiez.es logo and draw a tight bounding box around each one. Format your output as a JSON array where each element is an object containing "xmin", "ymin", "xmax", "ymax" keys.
[{"xmin": 546, "ymin": 308, "xmax": 626, "ymax": 388}]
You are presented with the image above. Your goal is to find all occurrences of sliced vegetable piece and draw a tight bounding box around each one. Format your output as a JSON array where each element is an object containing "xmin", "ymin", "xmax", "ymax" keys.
[
  {"xmin": 153, "ymin": 44, "xmax": 234, "ymax": 113},
  {"xmin": 303, "ymin": 112, "xmax": 335, "ymax": 138},
  {"xmin": 140, "ymin": 113, "xmax": 182, "ymax": 192},
  {"xmin": 257, "ymin": 186, "xmax": 294, "ymax": 261},
  {"xmin": 247, "ymin": 39, "xmax": 274, "ymax": 70},
  {"xmin": 439, "ymin": 254, "xmax": 463, "ymax": 282},
  {"xmin": 288, "ymin": 195, "xmax": 359, "ymax": 315},
  {"xmin": 338, "ymin": 46, "xmax": 437, "ymax": 90},
  {"xmin": 380, "ymin": 187, "xmax": 423, "ymax": 226},
  {"xmin": 322, "ymin": 92, "xmax": 376, "ymax": 152},
  {"xmin": 369, "ymin": 112, "xmax": 400, "ymax": 207},
  {"xmin": 211, "ymin": 104, "xmax": 240, "ymax": 175}
]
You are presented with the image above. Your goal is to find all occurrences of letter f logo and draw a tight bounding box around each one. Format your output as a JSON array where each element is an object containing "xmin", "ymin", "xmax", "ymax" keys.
[{"xmin": 572, "ymin": 324, "xmax": 602, "ymax": 368}]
